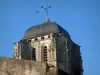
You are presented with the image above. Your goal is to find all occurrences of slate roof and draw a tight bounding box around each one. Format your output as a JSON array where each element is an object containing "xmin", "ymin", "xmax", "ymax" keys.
[{"xmin": 22, "ymin": 22, "xmax": 71, "ymax": 40}]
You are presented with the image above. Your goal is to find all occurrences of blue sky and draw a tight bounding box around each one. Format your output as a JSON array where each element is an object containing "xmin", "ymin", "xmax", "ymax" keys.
[{"xmin": 0, "ymin": 0, "xmax": 100, "ymax": 75}]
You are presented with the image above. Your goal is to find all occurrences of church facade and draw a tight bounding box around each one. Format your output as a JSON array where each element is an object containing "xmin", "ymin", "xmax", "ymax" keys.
[{"xmin": 13, "ymin": 20, "xmax": 83, "ymax": 75}]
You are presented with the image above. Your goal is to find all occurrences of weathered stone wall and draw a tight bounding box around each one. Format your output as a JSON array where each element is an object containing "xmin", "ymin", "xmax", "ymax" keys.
[
  {"xmin": 13, "ymin": 34, "xmax": 57, "ymax": 67},
  {"xmin": 0, "ymin": 57, "xmax": 46, "ymax": 75},
  {"xmin": 55, "ymin": 35, "xmax": 69, "ymax": 73}
]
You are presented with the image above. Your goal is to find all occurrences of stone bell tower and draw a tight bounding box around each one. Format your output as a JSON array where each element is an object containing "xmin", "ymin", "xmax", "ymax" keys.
[{"xmin": 13, "ymin": 6, "xmax": 83, "ymax": 75}]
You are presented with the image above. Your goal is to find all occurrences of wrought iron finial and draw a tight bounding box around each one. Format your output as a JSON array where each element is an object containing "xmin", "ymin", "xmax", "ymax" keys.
[
  {"xmin": 44, "ymin": 5, "xmax": 51, "ymax": 23},
  {"xmin": 36, "ymin": 5, "xmax": 51, "ymax": 23}
]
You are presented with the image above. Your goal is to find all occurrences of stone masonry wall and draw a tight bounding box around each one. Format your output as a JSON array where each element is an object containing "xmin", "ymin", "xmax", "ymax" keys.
[{"xmin": 0, "ymin": 57, "xmax": 46, "ymax": 75}]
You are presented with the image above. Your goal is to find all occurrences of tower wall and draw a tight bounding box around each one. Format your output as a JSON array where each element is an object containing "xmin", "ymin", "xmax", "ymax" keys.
[
  {"xmin": 30, "ymin": 34, "xmax": 57, "ymax": 67},
  {"xmin": 13, "ymin": 34, "xmax": 57, "ymax": 67},
  {"xmin": 55, "ymin": 34, "xmax": 70, "ymax": 74},
  {"xmin": 54, "ymin": 33, "xmax": 83, "ymax": 75},
  {"xmin": 13, "ymin": 33, "xmax": 83, "ymax": 75}
]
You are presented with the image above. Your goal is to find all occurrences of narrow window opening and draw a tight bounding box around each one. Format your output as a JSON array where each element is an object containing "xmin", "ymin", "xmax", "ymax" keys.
[
  {"xmin": 44, "ymin": 46, "xmax": 48, "ymax": 61},
  {"xmin": 41, "ymin": 37, "xmax": 44, "ymax": 40},
  {"xmin": 35, "ymin": 38, "xmax": 38, "ymax": 41},
  {"xmin": 48, "ymin": 35, "xmax": 50, "ymax": 38},
  {"xmin": 28, "ymin": 40, "xmax": 31, "ymax": 42},
  {"xmin": 32, "ymin": 48, "xmax": 36, "ymax": 61}
]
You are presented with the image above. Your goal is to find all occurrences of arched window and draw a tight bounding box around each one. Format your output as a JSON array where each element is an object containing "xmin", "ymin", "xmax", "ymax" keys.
[
  {"xmin": 43, "ymin": 46, "xmax": 48, "ymax": 61},
  {"xmin": 32, "ymin": 48, "xmax": 36, "ymax": 61}
]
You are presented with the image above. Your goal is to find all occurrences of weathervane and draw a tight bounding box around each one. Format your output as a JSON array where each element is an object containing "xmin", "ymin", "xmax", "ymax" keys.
[{"xmin": 36, "ymin": 5, "xmax": 51, "ymax": 23}]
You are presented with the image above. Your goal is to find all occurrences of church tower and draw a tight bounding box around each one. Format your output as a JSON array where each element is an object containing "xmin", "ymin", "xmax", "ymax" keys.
[{"xmin": 13, "ymin": 7, "xmax": 83, "ymax": 75}]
